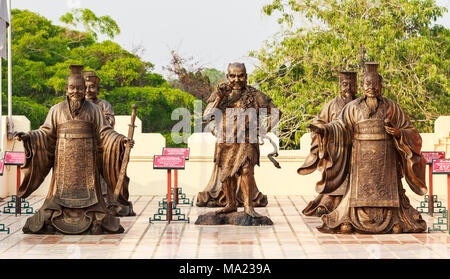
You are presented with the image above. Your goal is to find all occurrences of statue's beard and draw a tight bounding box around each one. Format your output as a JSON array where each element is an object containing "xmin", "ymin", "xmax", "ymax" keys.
[
  {"xmin": 69, "ymin": 98, "xmax": 83, "ymax": 115},
  {"xmin": 365, "ymin": 95, "xmax": 379, "ymax": 115},
  {"xmin": 227, "ymin": 89, "xmax": 242, "ymax": 103},
  {"xmin": 230, "ymin": 81, "xmax": 246, "ymax": 91}
]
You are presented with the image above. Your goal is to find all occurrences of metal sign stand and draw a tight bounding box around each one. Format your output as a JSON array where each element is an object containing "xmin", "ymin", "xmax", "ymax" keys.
[
  {"xmin": 428, "ymin": 159, "xmax": 450, "ymax": 233},
  {"xmin": 159, "ymin": 169, "xmax": 193, "ymax": 206},
  {"xmin": 417, "ymin": 152, "xmax": 446, "ymax": 216},
  {"xmin": 2, "ymin": 153, "xmax": 34, "ymax": 215},
  {"xmin": 150, "ymin": 155, "xmax": 190, "ymax": 224},
  {"xmin": 150, "ymin": 169, "xmax": 189, "ymax": 223}
]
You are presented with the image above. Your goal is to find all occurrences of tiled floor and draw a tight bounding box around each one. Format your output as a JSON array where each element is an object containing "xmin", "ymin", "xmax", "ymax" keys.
[{"xmin": 0, "ymin": 194, "xmax": 448, "ymax": 259}]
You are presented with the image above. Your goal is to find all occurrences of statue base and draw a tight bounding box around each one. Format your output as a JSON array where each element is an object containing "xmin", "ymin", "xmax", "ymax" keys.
[{"xmin": 194, "ymin": 211, "xmax": 273, "ymax": 226}]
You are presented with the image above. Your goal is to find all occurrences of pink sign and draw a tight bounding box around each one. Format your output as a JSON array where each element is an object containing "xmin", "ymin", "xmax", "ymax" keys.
[
  {"xmin": 432, "ymin": 159, "xmax": 450, "ymax": 174},
  {"xmin": 4, "ymin": 152, "xmax": 25, "ymax": 165},
  {"xmin": 153, "ymin": 155, "xmax": 185, "ymax": 169},
  {"xmin": 422, "ymin": 151, "xmax": 445, "ymax": 164},
  {"xmin": 162, "ymin": 148, "xmax": 190, "ymax": 160},
  {"xmin": 0, "ymin": 159, "xmax": 4, "ymax": 175}
]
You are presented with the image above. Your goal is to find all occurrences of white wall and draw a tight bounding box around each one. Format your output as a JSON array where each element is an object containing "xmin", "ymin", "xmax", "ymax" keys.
[{"xmin": 0, "ymin": 115, "xmax": 449, "ymax": 201}]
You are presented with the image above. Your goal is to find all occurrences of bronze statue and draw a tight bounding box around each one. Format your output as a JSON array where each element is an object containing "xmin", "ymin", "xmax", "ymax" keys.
[
  {"xmin": 83, "ymin": 71, "xmax": 115, "ymax": 127},
  {"xmin": 14, "ymin": 65, "xmax": 134, "ymax": 234},
  {"xmin": 303, "ymin": 62, "xmax": 427, "ymax": 234},
  {"xmin": 196, "ymin": 164, "xmax": 268, "ymax": 208},
  {"xmin": 195, "ymin": 63, "xmax": 281, "ymax": 225},
  {"xmin": 82, "ymin": 70, "xmax": 135, "ymax": 217},
  {"xmin": 299, "ymin": 71, "xmax": 358, "ymax": 216}
]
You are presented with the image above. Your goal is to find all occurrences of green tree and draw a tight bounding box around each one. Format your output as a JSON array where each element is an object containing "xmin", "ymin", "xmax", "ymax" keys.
[
  {"xmin": 166, "ymin": 50, "xmax": 213, "ymax": 102},
  {"xmin": 202, "ymin": 68, "xmax": 226, "ymax": 88},
  {"xmin": 60, "ymin": 8, "xmax": 120, "ymax": 40},
  {"xmin": 2, "ymin": 9, "xmax": 168, "ymax": 129},
  {"xmin": 251, "ymin": 0, "xmax": 449, "ymax": 149},
  {"xmin": 102, "ymin": 86, "xmax": 197, "ymax": 133}
]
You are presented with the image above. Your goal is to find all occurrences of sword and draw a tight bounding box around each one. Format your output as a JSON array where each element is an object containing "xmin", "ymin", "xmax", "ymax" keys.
[
  {"xmin": 113, "ymin": 104, "xmax": 138, "ymax": 202},
  {"xmin": 260, "ymin": 134, "xmax": 281, "ymax": 169}
]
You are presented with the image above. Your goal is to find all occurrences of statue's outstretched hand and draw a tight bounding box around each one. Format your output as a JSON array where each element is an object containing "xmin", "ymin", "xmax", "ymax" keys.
[
  {"xmin": 216, "ymin": 82, "xmax": 230, "ymax": 99},
  {"xmin": 121, "ymin": 137, "xmax": 135, "ymax": 148},
  {"xmin": 307, "ymin": 123, "xmax": 325, "ymax": 136},
  {"xmin": 14, "ymin": 132, "xmax": 29, "ymax": 142}
]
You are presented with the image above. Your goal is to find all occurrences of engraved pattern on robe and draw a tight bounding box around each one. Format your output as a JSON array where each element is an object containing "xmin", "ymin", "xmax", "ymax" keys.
[
  {"xmin": 18, "ymin": 99, "xmax": 130, "ymax": 234},
  {"xmin": 314, "ymin": 97, "xmax": 427, "ymax": 233}
]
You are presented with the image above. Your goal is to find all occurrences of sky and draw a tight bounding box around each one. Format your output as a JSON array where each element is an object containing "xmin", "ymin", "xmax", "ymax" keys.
[{"xmin": 10, "ymin": 0, "xmax": 450, "ymax": 78}]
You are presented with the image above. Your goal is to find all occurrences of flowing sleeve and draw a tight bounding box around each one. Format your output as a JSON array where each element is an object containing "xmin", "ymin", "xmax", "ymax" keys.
[
  {"xmin": 203, "ymin": 91, "xmax": 220, "ymax": 136},
  {"xmin": 385, "ymin": 99, "xmax": 427, "ymax": 195},
  {"xmin": 103, "ymin": 100, "xmax": 116, "ymax": 128},
  {"xmin": 18, "ymin": 106, "xmax": 57, "ymax": 199},
  {"xmin": 309, "ymin": 103, "xmax": 355, "ymax": 194},
  {"xmin": 298, "ymin": 100, "xmax": 334, "ymax": 175},
  {"xmin": 95, "ymin": 107, "xmax": 130, "ymax": 205}
]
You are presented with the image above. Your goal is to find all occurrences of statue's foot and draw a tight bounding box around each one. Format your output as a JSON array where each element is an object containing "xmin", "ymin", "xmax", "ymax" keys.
[
  {"xmin": 244, "ymin": 207, "xmax": 262, "ymax": 218},
  {"xmin": 317, "ymin": 223, "xmax": 336, "ymax": 234},
  {"xmin": 392, "ymin": 224, "xmax": 403, "ymax": 234},
  {"xmin": 316, "ymin": 206, "xmax": 328, "ymax": 217},
  {"xmin": 339, "ymin": 222, "xmax": 353, "ymax": 234},
  {"xmin": 215, "ymin": 204, "xmax": 237, "ymax": 215}
]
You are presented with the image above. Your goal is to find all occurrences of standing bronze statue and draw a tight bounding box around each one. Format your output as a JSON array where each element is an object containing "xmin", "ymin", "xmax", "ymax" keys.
[
  {"xmin": 298, "ymin": 71, "xmax": 358, "ymax": 216},
  {"xmin": 195, "ymin": 63, "xmax": 281, "ymax": 225},
  {"xmin": 14, "ymin": 65, "xmax": 134, "ymax": 234},
  {"xmin": 83, "ymin": 70, "xmax": 135, "ymax": 217},
  {"xmin": 302, "ymin": 62, "xmax": 427, "ymax": 234},
  {"xmin": 83, "ymin": 71, "xmax": 115, "ymax": 128}
]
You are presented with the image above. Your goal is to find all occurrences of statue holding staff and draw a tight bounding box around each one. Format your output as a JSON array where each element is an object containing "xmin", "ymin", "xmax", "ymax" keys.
[
  {"xmin": 82, "ymin": 70, "xmax": 136, "ymax": 216},
  {"xmin": 14, "ymin": 65, "xmax": 135, "ymax": 234}
]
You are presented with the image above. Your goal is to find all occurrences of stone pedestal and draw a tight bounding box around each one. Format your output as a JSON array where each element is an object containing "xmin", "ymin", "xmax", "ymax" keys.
[{"xmin": 195, "ymin": 211, "xmax": 273, "ymax": 226}]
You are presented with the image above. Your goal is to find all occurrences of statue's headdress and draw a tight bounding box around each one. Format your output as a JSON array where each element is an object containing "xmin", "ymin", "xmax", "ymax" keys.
[
  {"xmin": 338, "ymin": 71, "xmax": 357, "ymax": 82},
  {"xmin": 82, "ymin": 71, "xmax": 100, "ymax": 83},
  {"xmin": 364, "ymin": 62, "xmax": 379, "ymax": 80},
  {"xmin": 69, "ymin": 65, "xmax": 85, "ymax": 81}
]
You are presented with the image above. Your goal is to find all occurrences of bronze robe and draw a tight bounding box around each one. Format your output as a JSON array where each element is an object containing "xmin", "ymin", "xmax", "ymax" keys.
[
  {"xmin": 90, "ymin": 98, "xmax": 115, "ymax": 128},
  {"xmin": 196, "ymin": 86, "xmax": 274, "ymax": 207},
  {"xmin": 19, "ymin": 99, "xmax": 131, "ymax": 234},
  {"xmin": 314, "ymin": 97, "xmax": 427, "ymax": 233},
  {"xmin": 87, "ymin": 97, "xmax": 134, "ymax": 216},
  {"xmin": 298, "ymin": 96, "xmax": 353, "ymax": 216}
]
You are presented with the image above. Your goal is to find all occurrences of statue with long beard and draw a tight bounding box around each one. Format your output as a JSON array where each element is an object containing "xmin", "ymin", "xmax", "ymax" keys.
[
  {"xmin": 14, "ymin": 65, "xmax": 134, "ymax": 234},
  {"xmin": 304, "ymin": 62, "xmax": 428, "ymax": 234}
]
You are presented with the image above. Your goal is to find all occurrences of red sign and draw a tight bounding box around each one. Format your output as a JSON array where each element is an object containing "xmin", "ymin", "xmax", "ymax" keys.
[
  {"xmin": 153, "ymin": 155, "xmax": 185, "ymax": 170},
  {"xmin": 162, "ymin": 148, "xmax": 190, "ymax": 160},
  {"xmin": 422, "ymin": 151, "xmax": 445, "ymax": 164},
  {"xmin": 432, "ymin": 159, "xmax": 450, "ymax": 174},
  {"xmin": 4, "ymin": 152, "xmax": 25, "ymax": 165},
  {"xmin": 0, "ymin": 159, "xmax": 4, "ymax": 175}
]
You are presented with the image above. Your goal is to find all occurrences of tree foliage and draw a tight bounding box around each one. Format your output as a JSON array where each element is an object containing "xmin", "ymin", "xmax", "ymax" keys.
[
  {"xmin": 102, "ymin": 86, "xmax": 196, "ymax": 147},
  {"xmin": 251, "ymin": 0, "xmax": 449, "ymax": 149},
  {"xmin": 60, "ymin": 8, "xmax": 120, "ymax": 40},
  {"xmin": 202, "ymin": 68, "xmax": 226, "ymax": 88},
  {"xmin": 1, "ymin": 9, "xmax": 167, "ymax": 129},
  {"xmin": 165, "ymin": 50, "xmax": 216, "ymax": 102}
]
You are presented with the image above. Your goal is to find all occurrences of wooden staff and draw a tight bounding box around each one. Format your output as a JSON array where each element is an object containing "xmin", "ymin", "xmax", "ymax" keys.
[{"xmin": 113, "ymin": 104, "xmax": 138, "ymax": 201}]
